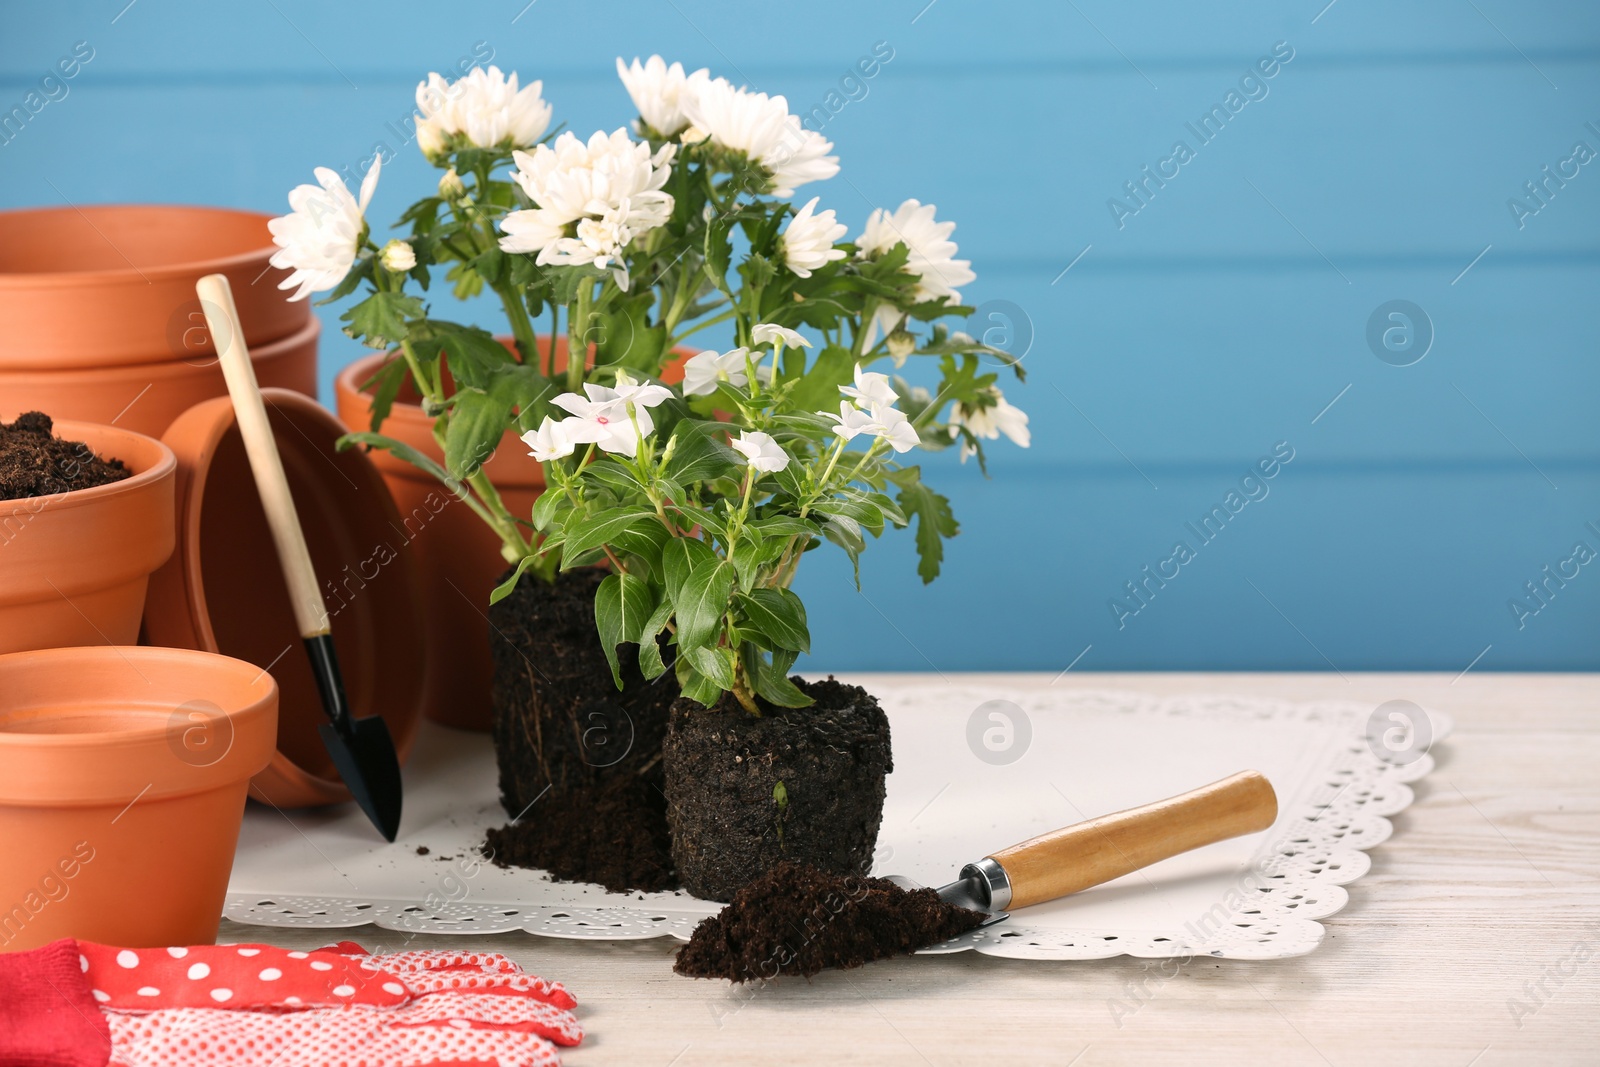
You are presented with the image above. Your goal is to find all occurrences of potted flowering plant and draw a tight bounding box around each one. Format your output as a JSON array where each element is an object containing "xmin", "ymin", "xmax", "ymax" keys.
[{"xmin": 263, "ymin": 57, "xmax": 1028, "ymax": 893}]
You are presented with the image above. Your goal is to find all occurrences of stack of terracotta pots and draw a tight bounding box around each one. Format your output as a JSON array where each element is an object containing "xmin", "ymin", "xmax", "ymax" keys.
[{"xmin": 0, "ymin": 204, "xmax": 318, "ymax": 438}]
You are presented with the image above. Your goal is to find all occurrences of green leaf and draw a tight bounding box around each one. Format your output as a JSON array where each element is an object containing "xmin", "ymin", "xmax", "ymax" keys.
[
  {"xmin": 736, "ymin": 588, "xmax": 809, "ymax": 653},
  {"xmin": 754, "ymin": 660, "xmax": 813, "ymax": 708},
  {"xmin": 356, "ymin": 358, "xmax": 408, "ymax": 433},
  {"xmin": 704, "ymin": 214, "xmax": 734, "ymax": 295},
  {"xmin": 730, "ymin": 534, "xmax": 769, "ymax": 590},
  {"xmin": 822, "ymin": 515, "xmax": 865, "ymax": 590},
  {"xmin": 340, "ymin": 291, "xmax": 424, "ymax": 350},
  {"xmin": 530, "ymin": 490, "xmax": 567, "ymax": 532},
  {"xmin": 666, "ymin": 421, "xmax": 740, "ymax": 484},
  {"xmin": 637, "ymin": 597, "xmax": 675, "ymax": 681},
  {"xmin": 489, "ymin": 556, "xmax": 538, "ymax": 605},
  {"xmin": 675, "ymin": 659, "xmax": 722, "ymax": 707},
  {"xmin": 684, "ymin": 644, "xmax": 735, "ymax": 690},
  {"xmin": 561, "ymin": 507, "xmax": 656, "ymax": 564},
  {"xmin": 594, "ymin": 571, "xmax": 654, "ymax": 688},
  {"xmin": 674, "ymin": 554, "xmax": 734, "ymax": 653},
  {"xmin": 811, "ymin": 490, "xmax": 886, "ymax": 535},
  {"xmin": 749, "ymin": 515, "xmax": 821, "ymax": 540},
  {"xmin": 444, "ymin": 388, "xmax": 513, "ymax": 479},
  {"xmin": 784, "ymin": 343, "xmax": 855, "ymax": 414},
  {"xmin": 663, "ymin": 536, "xmax": 718, "ymax": 607},
  {"xmin": 891, "ymin": 468, "xmax": 959, "ymax": 584},
  {"xmin": 338, "ymin": 431, "xmax": 460, "ymax": 492}
]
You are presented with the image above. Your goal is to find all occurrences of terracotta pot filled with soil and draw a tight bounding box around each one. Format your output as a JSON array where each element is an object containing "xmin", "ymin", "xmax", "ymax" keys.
[
  {"xmin": 335, "ymin": 337, "xmax": 695, "ymax": 733},
  {"xmin": 484, "ymin": 567, "xmax": 680, "ymax": 892},
  {"xmin": 0, "ymin": 414, "xmax": 175, "ymax": 655},
  {"xmin": 143, "ymin": 389, "xmax": 426, "ymax": 810},
  {"xmin": 0, "ymin": 644, "xmax": 277, "ymax": 950},
  {"xmin": 0, "ymin": 204, "xmax": 309, "ymax": 369},
  {"xmin": 0, "ymin": 316, "xmax": 319, "ymax": 439},
  {"xmin": 664, "ymin": 677, "xmax": 893, "ymax": 902}
]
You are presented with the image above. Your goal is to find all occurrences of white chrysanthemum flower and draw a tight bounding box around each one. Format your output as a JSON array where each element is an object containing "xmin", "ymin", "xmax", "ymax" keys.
[
  {"xmin": 266, "ymin": 157, "xmax": 380, "ymax": 303},
  {"xmin": 840, "ymin": 366, "xmax": 898, "ymax": 410},
  {"xmin": 499, "ymin": 129, "xmax": 676, "ymax": 289},
  {"xmin": 949, "ymin": 386, "xmax": 1031, "ymax": 461},
  {"xmin": 751, "ymin": 323, "xmax": 809, "ymax": 350},
  {"xmin": 522, "ymin": 416, "xmax": 575, "ymax": 463},
  {"xmin": 413, "ymin": 66, "xmax": 552, "ymax": 157},
  {"xmin": 858, "ymin": 199, "xmax": 976, "ymax": 346},
  {"xmin": 616, "ymin": 55, "xmax": 703, "ymax": 138},
  {"xmin": 682, "ymin": 347, "xmax": 756, "ymax": 396},
  {"xmin": 731, "ymin": 431, "xmax": 790, "ymax": 473},
  {"xmin": 681, "ymin": 72, "xmax": 839, "ymax": 196},
  {"xmin": 380, "ymin": 240, "xmax": 416, "ymax": 273},
  {"xmin": 780, "ymin": 197, "xmax": 847, "ymax": 279}
]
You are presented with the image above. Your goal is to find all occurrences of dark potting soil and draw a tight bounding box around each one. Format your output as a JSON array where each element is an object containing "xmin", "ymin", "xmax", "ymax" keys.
[
  {"xmin": 665, "ymin": 676, "xmax": 893, "ymax": 902},
  {"xmin": 0, "ymin": 412, "xmax": 130, "ymax": 501},
  {"xmin": 485, "ymin": 773, "xmax": 675, "ymax": 893},
  {"xmin": 486, "ymin": 567, "xmax": 680, "ymax": 890},
  {"xmin": 674, "ymin": 861, "xmax": 986, "ymax": 981}
]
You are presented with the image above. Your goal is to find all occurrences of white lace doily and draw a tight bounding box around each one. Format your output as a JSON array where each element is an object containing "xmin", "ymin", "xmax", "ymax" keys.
[{"xmin": 225, "ymin": 683, "xmax": 1448, "ymax": 961}]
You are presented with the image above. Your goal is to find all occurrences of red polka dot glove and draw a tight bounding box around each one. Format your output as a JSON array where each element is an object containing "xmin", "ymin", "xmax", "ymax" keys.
[{"xmin": 77, "ymin": 939, "xmax": 583, "ymax": 1067}]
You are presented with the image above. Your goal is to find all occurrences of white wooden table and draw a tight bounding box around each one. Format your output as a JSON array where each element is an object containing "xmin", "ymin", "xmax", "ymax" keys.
[{"xmin": 220, "ymin": 673, "xmax": 1600, "ymax": 1066}]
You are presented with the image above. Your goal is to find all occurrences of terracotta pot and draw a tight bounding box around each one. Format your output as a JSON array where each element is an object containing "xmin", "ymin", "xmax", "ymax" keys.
[
  {"xmin": 0, "ymin": 317, "xmax": 319, "ymax": 439},
  {"xmin": 145, "ymin": 389, "xmax": 426, "ymax": 809},
  {"xmin": 0, "ymin": 204, "xmax": 309, "ymax": 369},
  {"xmin": 334, "ymin": 338, "xmax": 693, "ymax": 733},
  {"xmin": 0, "ymin": 421, "xmax": 175, "ymax": 655},
  {"xmin": 0, "ymin": 645, "xmax": 277, "ymax": 950}
]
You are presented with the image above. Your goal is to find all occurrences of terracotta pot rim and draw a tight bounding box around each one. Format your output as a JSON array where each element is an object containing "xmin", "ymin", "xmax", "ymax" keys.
[
  {"xmin": 1, "ymin": 419, "xmax": 176, "ymax": 515},
  {"xmin": 0, "ymin": 316, "xmax": 321, "ymax": 382},
  {"xmin": 0, "ymin": 204, "xmax": 283, "ymax": 289},
  {"xmin": 0, "ymin": 645, "xmax": 276, "ymax": 750}
]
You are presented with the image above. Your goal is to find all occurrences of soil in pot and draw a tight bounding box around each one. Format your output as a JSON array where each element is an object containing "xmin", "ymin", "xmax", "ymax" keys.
[
  {"xmin": 0, "ymin": 412, "xmax": 130, "ymax": 499},
  {"xmin": 673, "ymin": 861, "xmax": 986, "ymax": 981},
  {"xmin": 485, "ymin": 567, "xmax": 679, "ymax": 889},
  {"xmin": 664, "ymin": 676, "xmax": 893, "ymax": 902}
]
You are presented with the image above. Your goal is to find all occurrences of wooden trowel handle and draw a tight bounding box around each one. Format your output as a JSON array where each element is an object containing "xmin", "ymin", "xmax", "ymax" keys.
[{"xmin": 989, "ymin": 771, "xmax": 1277, "ymax": 910}]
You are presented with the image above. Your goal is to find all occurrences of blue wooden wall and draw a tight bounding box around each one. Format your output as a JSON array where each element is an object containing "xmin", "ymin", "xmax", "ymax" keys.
[{"xmin": 4, "ymin": 1, "xmax": 1597, "ymax": 674}]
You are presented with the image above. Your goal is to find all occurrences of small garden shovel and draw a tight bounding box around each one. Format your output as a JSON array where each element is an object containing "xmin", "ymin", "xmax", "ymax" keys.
[
  {"xmin": 888, "ymin": 770, "xmax": 1277, "ymax": 922},
  {"xmin": 196, "ymin": 273, "xmax": 403, "ymax": 842}
]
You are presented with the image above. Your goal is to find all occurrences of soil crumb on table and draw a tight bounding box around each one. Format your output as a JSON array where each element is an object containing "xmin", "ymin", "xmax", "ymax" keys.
[
  {"xmin": 674, "ymin": 861, "xmax": 986, "ymax": 981},
  {"xmin": 0, "ymin": 412, "xmax": 130, "ymax": 501},
  {"xmin": 414, "ymin": 846, "xmax": 430, "ymax": 856},
  {"xmin": 485, "ymin": 775, "xmax": 675, "ymax": 893}
]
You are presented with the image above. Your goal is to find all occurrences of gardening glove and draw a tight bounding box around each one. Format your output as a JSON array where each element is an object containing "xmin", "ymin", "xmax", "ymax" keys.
[{"xmin": 78, "ymin": 939, "xmax": 582, "ymax": 1067}]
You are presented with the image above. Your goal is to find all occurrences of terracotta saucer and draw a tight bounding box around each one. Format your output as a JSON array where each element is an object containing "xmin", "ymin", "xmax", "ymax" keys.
[{"xmin": 145, "ymin": 389, "xmax": 425, "ymax": 809}]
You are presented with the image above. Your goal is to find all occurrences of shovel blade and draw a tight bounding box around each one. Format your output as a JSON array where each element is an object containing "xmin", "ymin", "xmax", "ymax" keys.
[
  {"xmin": 318, "ymin": 717, "xmax": 403, "ymax": 842},
  {"xmin": 884, "ymin": 874, "xmax": 1009, "ymax": 927}
]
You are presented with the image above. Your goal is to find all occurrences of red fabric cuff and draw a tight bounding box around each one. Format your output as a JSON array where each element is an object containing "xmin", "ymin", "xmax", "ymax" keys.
[{"xmin": 0, "ymin": 938, "xmax": 110, "ymax": 1067}]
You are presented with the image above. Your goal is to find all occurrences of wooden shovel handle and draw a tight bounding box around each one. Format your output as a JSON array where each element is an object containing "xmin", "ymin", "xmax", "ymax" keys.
[
  {"xmin": 990, "ymin": 771, "xmax": 1277, "ymax": 910},
  {"xmin": 195, "ymin": 273, "xmax": 329, "ymax": 638}
]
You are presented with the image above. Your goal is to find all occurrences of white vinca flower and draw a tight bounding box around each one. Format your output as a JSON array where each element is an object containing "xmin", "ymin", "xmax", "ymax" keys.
[
  {"xmin": 949, "ymin": 385, "xmax": 1030, "ymax": 461},
  {"xmin": 550, "ymin": 373, "xmax": 672, "ymax": 458},
  {"xmin": 499, "ymin": 129, "xmax": 676, "ymax": 290},
  {"xmin": 839, "ymin": 366, "xmax": 898, "ymax": 409},
  {"xmin": 731, "ymin": 430, "xmax": 790, "ymax": 473},
  {"xmin": 267, "ymin": 157, "xmax": 380, "ymax": 302},
  {"xmin": 780, "ymin": 197, "xmax": 847, "ymax": 279},
  {"xmin": 379, "ymin": 239, "xmax": 416, "ymax": 273},
  {"xmin": 522, "ymin": 416, "xmax": 575, "ymax": 463},
  {"xmin": 681, "ymin": 347, "xmax": 756, "ymax": 396},
  {"xmin": 857, "ymin": 199, "xmax": 976, "ymax": 346},
  {"xmin": 414, "ymin": 66, "xmax": 552, "ymax": 158},
  {"xmin": 681, "ymin": 72, "xmax": 839, "ymax": 195},
  {"xmin": 869, "ymin": 403, "xmax": 921, "ymax": 453},
  {"xmin": 821, "ymin": 401, "xmax": 880, "ymax": 442},
  {"xmin": 751, "ymin": 323, "xmax": 809, "ymax": 350},
  {"xmin": 616, "ymin": 55, "xmax": 703, "ymax": 138}
]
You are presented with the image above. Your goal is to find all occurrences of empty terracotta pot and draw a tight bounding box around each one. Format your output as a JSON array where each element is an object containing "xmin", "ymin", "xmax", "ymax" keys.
[
  {"xmin": 0, "ymin": 420, "xmax": 175, "ymax": 655},
  {"xmin": 0, "ymin": 645, "xmax": 277, "ymax": 950},
  {"xmin": 144, "ymin": 389, "xmax": 425, "ymax": 809},
  {"xmin": 0, "ymin": 204, "xmax": 309, "ymax": 369},
  {"xmin": 0, "ymin": 317, "xmax": 319, "ymax": 438},
  {"xmin": 333, "ymin": 338, "xmax": 693, "ymax": 732}
]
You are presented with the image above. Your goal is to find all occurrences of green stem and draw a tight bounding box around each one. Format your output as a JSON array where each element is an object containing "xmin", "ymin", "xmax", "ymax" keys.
[
  {"xmin": 496, "ymin": 282, "xmax": 538, "ymax": 364},
  {"xmin": 566, "ymin": 284, "xmax": 592, "ymax": 395}
]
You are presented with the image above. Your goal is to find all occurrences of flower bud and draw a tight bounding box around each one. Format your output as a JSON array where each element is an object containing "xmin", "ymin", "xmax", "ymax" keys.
[
  {"xmin": 416, "ymin": 118, "xmax": 447, "ymax": 163},
  {"xmin": 680, "ymin": 124, "xmax": 711, "ymax": 146},
  {"xmin": 438, "ymin": 166, "xmax": 466, "ymax": 201},
  {"xmin": 887, "ymin": 328, "xmax": 916, "ymax": 361},
  {"xmin": 381, "ymin": 240, "xmax": 417, "ymax": 273}
]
